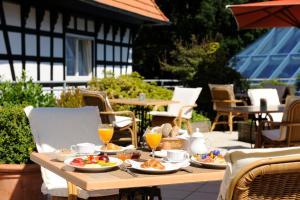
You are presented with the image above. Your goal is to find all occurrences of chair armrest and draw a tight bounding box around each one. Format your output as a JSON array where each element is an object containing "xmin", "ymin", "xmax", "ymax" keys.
[
  {"xmin": 212, "ymin": 99, "xmax": 245, "ymax": 104},
  {"xmin": 177, "ymin": 104, "xmax": 197, "ymax": 119}
]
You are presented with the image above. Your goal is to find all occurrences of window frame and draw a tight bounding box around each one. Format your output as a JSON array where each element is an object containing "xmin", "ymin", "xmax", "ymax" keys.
[{"xmin": 65, "ymin": 33, "xmax": 94, "ymax": 81}]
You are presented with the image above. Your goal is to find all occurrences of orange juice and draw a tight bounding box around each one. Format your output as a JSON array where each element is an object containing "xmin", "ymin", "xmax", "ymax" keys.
[
  {"xmin": 146, "ymin": 132, "xmax": 162, "ymax": 149},
  {"xmin": 98, "ymin": 128, "xmax": 113, "ymax": 144}
]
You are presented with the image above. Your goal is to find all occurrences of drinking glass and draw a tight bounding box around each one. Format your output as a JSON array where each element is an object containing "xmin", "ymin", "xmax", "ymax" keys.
[
  {"xmin": 145, "ymin": 128, "xmax": 162, "ymax": 159},
  {"xmin": 98, "ymin": 124, "xmax": 114, "ymax": 153}
]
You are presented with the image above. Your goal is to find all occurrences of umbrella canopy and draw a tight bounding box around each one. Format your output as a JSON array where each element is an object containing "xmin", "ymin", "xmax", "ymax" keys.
[{"xmin": 227, "ymin": 0, "xmax": 300, "ymax": 29}]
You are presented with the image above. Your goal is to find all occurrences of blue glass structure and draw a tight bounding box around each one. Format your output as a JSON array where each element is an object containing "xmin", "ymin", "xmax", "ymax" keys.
[{"xmin": 230, "ymin": 28, "xmax": 300, "ymax": 84}]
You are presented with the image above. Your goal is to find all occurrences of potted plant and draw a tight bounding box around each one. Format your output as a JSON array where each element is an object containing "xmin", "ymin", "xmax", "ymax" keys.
[{"xmin": 0, "ymin": 72, "xmax": 56, "ymax": 200}]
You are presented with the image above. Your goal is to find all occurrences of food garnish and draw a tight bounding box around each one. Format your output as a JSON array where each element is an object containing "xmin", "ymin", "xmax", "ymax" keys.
[
  {"xmin": 70, "ymin": 155, "xmax": 116, "ymax": 167},
  {"xmin": 195, "ymin": 150, "xmax": 225, "ymax": 164}
]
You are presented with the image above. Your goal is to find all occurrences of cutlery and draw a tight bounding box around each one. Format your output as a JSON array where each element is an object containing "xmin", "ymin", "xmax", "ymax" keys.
[{"xmin": 119, "ymin": 164, "xmax": 138, "ymax": 177}]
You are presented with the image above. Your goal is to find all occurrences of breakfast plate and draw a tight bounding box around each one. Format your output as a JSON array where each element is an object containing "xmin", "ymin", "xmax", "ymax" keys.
[
  {"xmin": 161, "ymin": 157, "xmax": 190, "ymax": 164},
  {"xmin": 190, "ymin": 154, "xmax": 227, "ymax": 169},
  {"xmin": 64, "ymin": 156, "xmax": 123, "ymax": 172},
  {"xmin": 127, "ymin": 159, "xmax": 189, "ymax": 174}
]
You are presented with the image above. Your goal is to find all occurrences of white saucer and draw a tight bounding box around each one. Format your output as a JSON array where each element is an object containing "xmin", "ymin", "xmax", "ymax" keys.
[{"xmin": 161, "ymin": 157, "xmax": 189, "ymax": 163}]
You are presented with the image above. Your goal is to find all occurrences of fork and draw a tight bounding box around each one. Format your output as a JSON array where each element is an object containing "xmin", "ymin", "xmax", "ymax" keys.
[{"xmin": 119, "ymin": 164, "xmax": 138, "ymax": 177}]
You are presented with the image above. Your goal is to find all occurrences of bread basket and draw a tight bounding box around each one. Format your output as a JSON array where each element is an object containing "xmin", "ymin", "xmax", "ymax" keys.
[{"xmin": 158, "ymin": 137, "xmax": 186, "ymax": 150}]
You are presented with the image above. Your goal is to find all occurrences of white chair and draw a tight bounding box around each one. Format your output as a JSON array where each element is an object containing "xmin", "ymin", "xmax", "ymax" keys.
[
  {"xmin": 248, "ymin": 88, "xmax": 283, "ymax": 122},
  {"xmin": 149, "ymin": 87, "xmax": 202, "ymax": 133},
  {"xmin": 24, "ymin": 106, "xmax": 118, "ymax": 199},
  {"xmin": 218, "ymin": 147, "xmax": 300, "ymax": 200}
]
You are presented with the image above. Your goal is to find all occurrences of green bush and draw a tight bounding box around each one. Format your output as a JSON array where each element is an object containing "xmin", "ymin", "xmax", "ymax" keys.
[
  {"xmin": 0, "ymin": 105, "xmax": 35, "ymax": 164},
  {"xmin": 88, "ymin": 72, "xmax": 173, "ymax": 100},
  {"xmin": 0, "ymin": 71, "xmax": 56, "ymax": 107},
  {"xmin": 57, "ymin": 88, "xmax": 83, "ymax": 108}
]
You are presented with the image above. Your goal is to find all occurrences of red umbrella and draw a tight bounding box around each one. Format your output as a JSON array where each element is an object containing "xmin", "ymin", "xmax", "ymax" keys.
[{"xmin": 227, "ymin": 0, "xmax": 300, "ymax": 29}]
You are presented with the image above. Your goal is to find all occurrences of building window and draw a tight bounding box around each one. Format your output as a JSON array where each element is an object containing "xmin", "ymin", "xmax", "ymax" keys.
[{"xmin": 66, "ymin": 35, "xmax": 92, "ymax": 77}]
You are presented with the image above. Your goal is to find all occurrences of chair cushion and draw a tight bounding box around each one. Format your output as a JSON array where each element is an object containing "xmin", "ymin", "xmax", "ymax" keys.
[
  {"xmin": 114, "ymin": 115, "xmax": 133, "ymax": 128},
  {"xmin": 248, "ymin": 88, "xmax": 281, "ymax": 106},
  {"xmin": 217, "ymin": 147, "xmax": 300, "ymax": 200},
  {"xmin": 148, "ymin": 111, "xmax": 178, "ymax": 118},
  {"xmin": 262, "ymin": 129, "xmax": 283, "ymax": 141},
  {"xmin": 167, "ymin": 87, "xmax": 202, "ymax": 119}
]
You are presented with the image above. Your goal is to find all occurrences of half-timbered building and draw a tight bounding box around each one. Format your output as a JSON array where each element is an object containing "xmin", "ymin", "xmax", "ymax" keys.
[{"xmin": 0, "ymin": 0, "xmax": 168, "ymax": 89}]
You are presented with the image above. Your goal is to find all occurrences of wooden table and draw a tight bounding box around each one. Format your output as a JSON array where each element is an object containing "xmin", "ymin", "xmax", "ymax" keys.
[
  {"xmin": 30, "ymin": 152, "xmax": 224, "ymax": 200},
  {"xmin": 109, "ymin": 98, "xmax": 178, "ymax": 139},
  {"xmin": 218, "ymin": 105, "xmax": 285, "ymax": 147}
]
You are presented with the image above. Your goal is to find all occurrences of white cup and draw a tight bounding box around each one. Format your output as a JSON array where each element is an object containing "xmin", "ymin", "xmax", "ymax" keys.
[
  {"xmin": 166, "ymin": 150, "xmax": 189, "ymax": 162},
  {"xmin": 71, "ymin": 143, "xmax": 95, "ymax": 154}
]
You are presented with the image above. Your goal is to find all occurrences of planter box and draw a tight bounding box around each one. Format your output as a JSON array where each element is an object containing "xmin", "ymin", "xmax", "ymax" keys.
[
  {"xmin": 237, "ymin": 122, "xmax": 256, "ymax": 143},
  {"xmin": 191, "ymin": 121, "xmax": 211, "ymax": 132},
  {"xmin": 0, "ymin": 164, "xmax": 44, "ymax": 200}
]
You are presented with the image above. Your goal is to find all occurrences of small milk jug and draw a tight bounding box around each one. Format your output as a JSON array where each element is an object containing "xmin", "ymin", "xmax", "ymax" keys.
[{"xmin": 189, "ymin": 128, "xmax": 207, "ymax": 155}]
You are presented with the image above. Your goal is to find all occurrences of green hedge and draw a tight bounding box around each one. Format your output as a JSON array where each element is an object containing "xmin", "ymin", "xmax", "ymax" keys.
[{"xmin": 0, "ymin": 105, "xmax": 35, "ymax": 164}]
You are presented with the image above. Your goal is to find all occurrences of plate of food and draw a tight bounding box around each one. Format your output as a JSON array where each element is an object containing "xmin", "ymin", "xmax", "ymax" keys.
[
  {"xmin": 127, "ymin": 159, "xmax": 189, "ymax": 174},
  {"xmin": 64, "ymin": 155, "xmax": 123, "ymax": 172},
  {"xmin": 95, "ymin": 143, "xmax": 127, "ymax": 154},
  {"xmin": 190, "ymin": 150, "xmax": 227, "ymax": 169}
]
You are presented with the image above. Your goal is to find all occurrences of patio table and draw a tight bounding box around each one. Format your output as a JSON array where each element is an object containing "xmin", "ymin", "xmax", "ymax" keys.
[
  {"xmin": 30, "ymin": 151, "xmax": 224, "ymax": 200},
  {"xmin": 109, "ymin": 98, "xmax": 178, "ymax": 141},
  {"xmin": 217, "ymin": 105, "xmax": 285, "ymax": 147}
]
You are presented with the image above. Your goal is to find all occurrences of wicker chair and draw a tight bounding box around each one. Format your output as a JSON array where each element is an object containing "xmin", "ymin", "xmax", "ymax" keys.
[
  {"xmin": 224, "ymin": 155, "xmax": 300, "ymax": 200},
  {"xmin": 80, "ymin": 89, "xmax": 138, "ymax": 147},
  {"xmin": 209, "ymin": 84, "xmax": 248, "ymax": 132},
  {"xmin": 256, "ymin": 96, "xmax": 300, "ymax": 148}
]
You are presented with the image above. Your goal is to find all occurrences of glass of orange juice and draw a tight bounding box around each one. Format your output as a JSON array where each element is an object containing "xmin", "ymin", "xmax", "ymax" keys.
[
  {"xmin": 145, "ymin": 128, "xmax": 162, "ymax": 159},
  {"xmin": 98, "ymin": 124, "xmax": 114, "ymax": 152}
]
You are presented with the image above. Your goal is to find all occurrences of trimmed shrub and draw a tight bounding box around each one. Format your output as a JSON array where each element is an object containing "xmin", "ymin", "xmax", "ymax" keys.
[
  {"xmin": 57, "ymin": 88, "xmax": 83, "ymax": 108},
  {"xmin": 0, "ymin": 105, "xmax": 35, "ymax": 164}
]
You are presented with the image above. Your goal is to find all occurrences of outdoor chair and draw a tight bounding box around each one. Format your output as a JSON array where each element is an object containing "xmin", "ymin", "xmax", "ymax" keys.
[
  {"xmin": 218, "ymin": 147, "xmax": 300, "ymax": 200},
  {"xmin": 24, "ymin": 106, "xmax": 118, "ymax": 200},
  {"xmin": 209, "ymin": 84, "xmax": 248, "ymax": 132},
  {"xmin": 256, "ymin": 96, "xmax": 300, "ymax": 148},
  {"xmin": 148, "ymin": 87, "xmax": 202, "ymax": 134},
  {"xmin": 80, "ymin": 89, "xmax": 138, "ymax": 147},
  {"xmin": 248, "ymin": 88, "xmax": 283, "ymax": 122}
]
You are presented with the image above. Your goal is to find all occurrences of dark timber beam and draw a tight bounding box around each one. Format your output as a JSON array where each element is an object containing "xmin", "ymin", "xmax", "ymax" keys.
[
  {"xmin": 36, "ymin": 7, "xmax": 45, "ymax": 81},
  {"xmin": 0, "ymin": 0, "xmax": 16, "ymax": 80}
]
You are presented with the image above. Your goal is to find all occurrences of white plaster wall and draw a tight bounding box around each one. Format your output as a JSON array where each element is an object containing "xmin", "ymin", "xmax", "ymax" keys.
[
  {"xmin": 97, "ymin": 44, "xmax": 104, "ymax": 60},
  {"xmin": 127, "ymin": 65, "xmax": 132, "ymax": 74},
  {"xmin": 3, "ymin": 2, "xmax": 20, "ymax": 27},
  {"xmin": 25, "ymin": 34, "xmax": 37, "ymax": 56},
  {"xmin": 13, "ymin": 61, "xmax": 22, "ymax": 79},
  {"xmin": 77, "ymin": 17, "xmax": 85, "ymax": 31},
  {"xmin": 25, "ymin": 7, "xmax": 36, "ymax": 29},
  {"xmin": 122, "ymin": 47, "xmax": 128, "ymax": 62},
  {"xmin": 25, "ymin": 61, "xmax": 37, "ymax": 81},
  {"xmin": 97, "ymin": 25, "xmax": 104, "ymax": 39},
  {"xmin": 96, "ymin": 65, "xmax": 105, "ymax": 78},
  {"xmin": 54, "ymin": 14, "xmax": 63, "ymax": 33},
  {"xmin": 40, "ymin": 62, "xmax": 51, "ymax": 81},
  {"xmin": 0, "ymin": 31, "xmax": 7, "ymax": 54},
  {"xmin": 53, "ymin": 63, "xmax": 64, "ymax": 81},
  {"xmin": 106, "ymin": 45, "xmax": 113, "ymax": 61},
  {"xmin": 0, "ymin": 61, "xmax": 12, "ymax": 80},
  {"xmin": 40, "ymin": 36, "xmax": 50, "ymax": 57},
  {"xmin": 121, "ymin": 66, "xmax": 127, "ymax": 75},
  {"xmin": 87, "ymin": 20, "xmax": 94, "ymax": 32},
  {"xmin": 115, "ymin": 28, "xmax": 121, "ymax": 42},
  {"xmin": 106, "ymin": 26, "xmax": 113, "ymax": 41},
  {"xmin": 105, "ymin": 66, "xmax": 113, "ymax": 75},
  {"xmin": 123, "ymin": 28, "xmax": 130, "ymax": 43},
  {"xmin": 53, "ymin": 38, "xmax": 63, "ymax": 58},
  {"xmin": 8, "ymin": 32, "xmax": 21, "ymax": 55},
  {"xmin": 68, "ymin": 16, "xmax": 75, "ymax": 29},
  {"xmin": 41, "ymin": 11, "xmax": 50, "ymax": 31},
  {"xmin": 114, "ymin": 66, "xmax": 121, "ymax": 77},
  {"xmin": 115, "ymin": 46, "xmax": 120, "ymax": 61}
]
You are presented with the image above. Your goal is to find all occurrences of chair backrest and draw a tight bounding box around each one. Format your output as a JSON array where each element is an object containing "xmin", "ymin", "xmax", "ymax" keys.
[
  {"xmin": 80, "ymin": 89, "xmax": 115, "ymax": 124},
  {"xmin": 248, "ymin": 88, "xmax": 281, "ymax": 106},
  {"xmin": 208, "ymin": 84, "xmax": 236, "ymax": 110},
  {"xmin": 218, "ymin": 147, "xmax": 300, "ymax": 200},
  {"xmin": 24, "ymin": 106, "xmax": 102, "ymax": 152},
  {"xmin": 167, "ymin": 87, "xmax": 202, "ymax": 119},
  {"xmin": 280, "ymin": 96, "xmax": 300, "ymax": 143}
]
